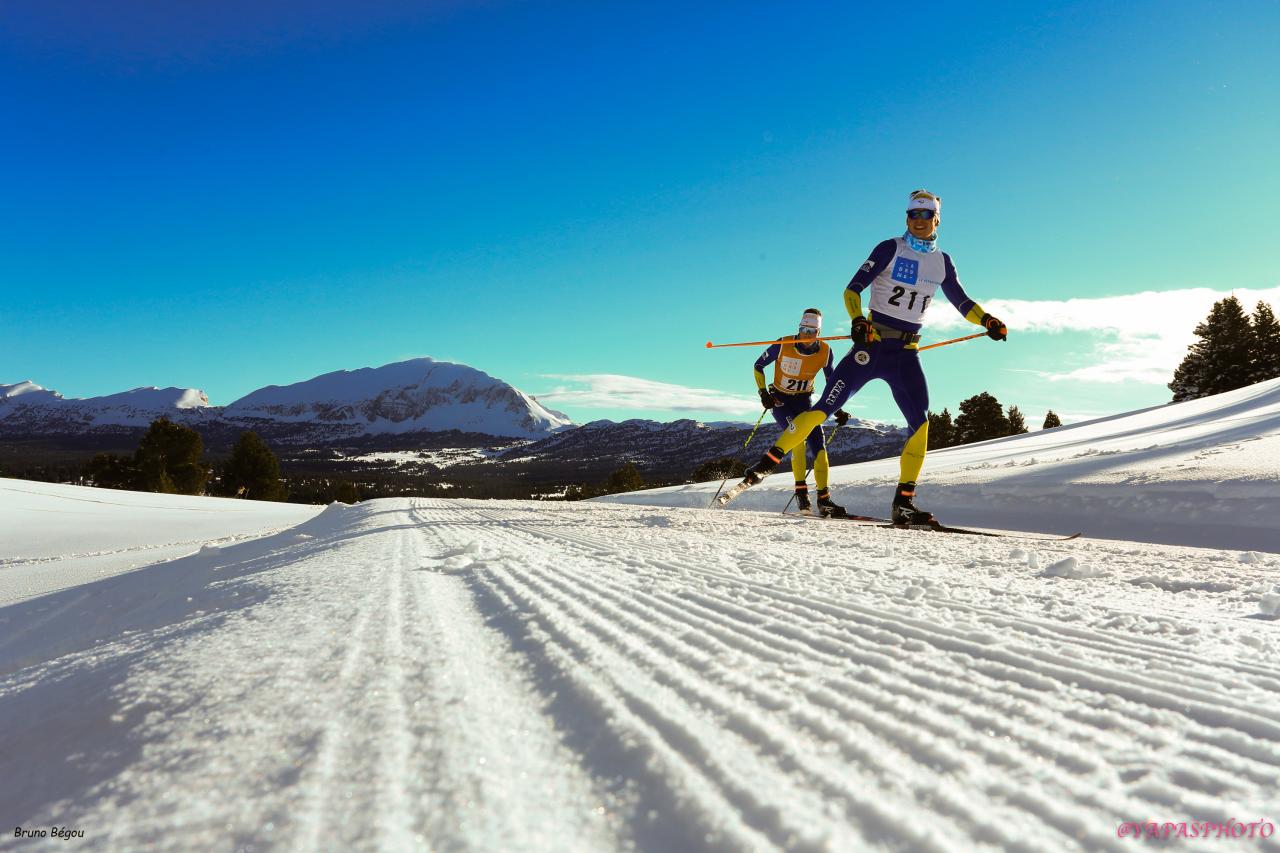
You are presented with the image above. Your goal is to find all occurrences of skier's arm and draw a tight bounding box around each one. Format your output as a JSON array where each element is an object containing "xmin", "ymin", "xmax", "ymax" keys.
[
  {"xmin": 753, "ymin": 344, "xmax": 780, "ymax": 390},
  {"xmin": 844, "ymin": 239, "xmax": 897, "ymax": 320},
  {"xmin": 940, "ymin": 253, "xmax": 987, "ymax": 325},
  {"xmin": 822, "ymin": 347, "xmax": 834, "ymax": 382}
]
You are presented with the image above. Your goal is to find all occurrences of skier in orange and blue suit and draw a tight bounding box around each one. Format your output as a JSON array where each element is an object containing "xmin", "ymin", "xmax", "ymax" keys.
[{"xmin": 752, "ymin": 308, "xmax": 851, "ymax": 516}]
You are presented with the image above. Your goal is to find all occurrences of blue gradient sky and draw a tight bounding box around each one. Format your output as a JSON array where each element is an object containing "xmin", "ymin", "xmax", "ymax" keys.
[{"xmin": 4, "ymin": 1, "xmax": 1278, "ymax": 427}]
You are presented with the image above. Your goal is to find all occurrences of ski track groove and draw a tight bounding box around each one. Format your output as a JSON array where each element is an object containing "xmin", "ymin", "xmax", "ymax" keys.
[
  {"xmin": 453, "ymin": 502, "xmax": 1280, "ymax": 841},
  {"xmin": 294, "ymin": 537, "xmax": 389, "ymax": 853},
  {"xmin": 490, "ymin": 509, "xmax": 1280, "ymax": 731},
  {"xmin": 464, "ymin": 511, "xmax": 1147, "ymax": 849},
  {"xmin": 507, "ymin": 507, "xmax": 1273, "ymax": 685}
]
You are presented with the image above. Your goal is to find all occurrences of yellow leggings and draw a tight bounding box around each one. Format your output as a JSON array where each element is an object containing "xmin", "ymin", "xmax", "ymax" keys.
[
  {"xmin": 773, "ymin": 411, "xmax": 929, "ymax": 484},
  {"xmin": 790, "ymin": 446, "xmax": 831, "ymax": 490}
]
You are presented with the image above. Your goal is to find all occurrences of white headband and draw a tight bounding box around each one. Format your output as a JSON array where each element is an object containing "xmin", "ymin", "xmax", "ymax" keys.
[
  {"xmin": 800, "ymin": 312, "xmax": 822, "ymax": 331},
  {"xmin": 908, "ymin": 194, "xmax": 940, "ymax": 214}
]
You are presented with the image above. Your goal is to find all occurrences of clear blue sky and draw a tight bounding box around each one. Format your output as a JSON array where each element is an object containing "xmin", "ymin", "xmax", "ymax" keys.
[{"xmin": 4, "ymin": 1, "xmax": 1278, "ymax": 427}]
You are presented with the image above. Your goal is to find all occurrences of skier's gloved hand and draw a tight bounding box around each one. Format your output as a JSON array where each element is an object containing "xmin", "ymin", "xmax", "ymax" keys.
[
  {"xmin": 834, "ymin": 409, "xmax": 850, "ymax": 426},
  {"xmin": 983, "ymin": 314, "xmax": 1008, "ymax": 341},
  {"xmin": 851, "ymin": 316, "xmax": 878, "ymax": 346},
  {"xmin": 758, "ymin": 388, "xmax": 776, "ymax": 409}
]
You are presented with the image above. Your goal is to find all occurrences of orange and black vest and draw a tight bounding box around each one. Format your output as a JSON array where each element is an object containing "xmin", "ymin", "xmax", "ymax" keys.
[{"xmin": 772, "ymin": 337, "xmax": 830, "ymax": 395}]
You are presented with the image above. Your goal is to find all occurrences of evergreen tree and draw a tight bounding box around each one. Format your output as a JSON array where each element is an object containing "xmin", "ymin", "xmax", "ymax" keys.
[
  {"xmin": 1250, "ymin": 301, "xmax": 1280, "ymax": 383},
  {"xmin": 134, "ymin": 418, "xmax": 209, "ymax": 494},
  {"xmin": 1042, "ymin": 410, "xmax": 1062, "ymax": 430},
  {"xmin": 605, "ymin": 462, "xmax": 645, "ymax": 493},
  {"xmin": 953, "ymin": 392, "xmax": 1010, "ymax": 445},
  {"xmin": 222, "ymin": 431, "xmax": 287, "ymax": 501},
  {"xmin": 1006, "ymin": 405, "xmax": 1028, "ymax": 435},
  {"xmin": 82, "ymin": 452, "xmax": 140, "ymax": 490},
  {"xmin": 333, "ymin": 479, "xmax": 360, "ymax": 504},
  {"xmin": 927, "ymin": 408, "xmax": 955, "ymax": 449},
  {"xmin": 692, "ymin": 456, "xmax": 745, "ymax": 482},
  {"xmin": 1169, "ymin": 296, "xmax": 1254, "ymax": 401}
]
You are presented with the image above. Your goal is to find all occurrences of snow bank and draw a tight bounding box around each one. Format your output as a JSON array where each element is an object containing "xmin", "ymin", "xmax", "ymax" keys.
[
  {"xmin": 600, "ymin": 377, "xmax": 1280, "ymax": 552},
  {"xmin": 0, "ymin": 478, "xmax": 321, "ymax": 605}
]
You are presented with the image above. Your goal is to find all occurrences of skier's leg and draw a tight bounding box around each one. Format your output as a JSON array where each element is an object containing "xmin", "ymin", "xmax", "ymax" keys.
[
  {"xmin": 790, "ymin": 446, "xmax": 807, "ymax": 481},
  {"xmin": 768, "ymin": 347, "xmax": 875, "ymax": 458},
  {"xmin": 887, "ymin": 348, "xmax": 933, "ymax": 521},
  {"xmin": 724, "ymin": 349, "xmax": 876, "ymax": 506},
  {"xmin": 888, "ymin": 349, "xmax": 930, "ymax": 483}
]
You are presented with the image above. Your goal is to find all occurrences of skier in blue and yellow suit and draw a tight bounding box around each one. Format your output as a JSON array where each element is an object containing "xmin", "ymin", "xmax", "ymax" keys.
[
  {"xmin": 724, "ymin": 190, "xmax": 1007, "ymax": 524},
  {"xmin": 753, "ymin": 309, "xmax": 851, "ymax": 516}
]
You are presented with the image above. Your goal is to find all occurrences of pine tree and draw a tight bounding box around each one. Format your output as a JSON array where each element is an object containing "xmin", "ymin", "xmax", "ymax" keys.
[
  {"xmin": 134, "ymin": 418, "xmax": 210, "ymax": 495},
  {"xmin": 1250, "ymin": 301, "xmax": 1280, "ymax": 384},
  {"xmin": 927, "ymin": 408, "xmax": 955, "ymax": 449},
  {"xmin": 332, "ymin": 479, "xmax": 360, "ymax": 504},
  {"xmin": 1169, "ymin": 296, "xmax": 1254, "ymax": 401},
  {"xmin": 222, "ymin": 431, "xmax": 287, "ymax": 501},
  {"xmin": 1042, "ymin": 410, "xmax": 1062, "ymax": 429},
  {"xmin": 82, "ymin": 452, "xmax": 140, "ymax": 490},
  {"xmin": 606, "ymin": 462, "xmax": 645, "ymax": 493},
  {"xmin": 1006, "ymin": 405, "xmax": 1028, "ymax": 435},
  {"xmin": 953, "ymin": 392, "xmax": 1010, "ymax": 445}
]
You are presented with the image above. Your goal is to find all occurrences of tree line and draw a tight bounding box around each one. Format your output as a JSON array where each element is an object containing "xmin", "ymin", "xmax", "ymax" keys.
[
  {"xmin": 81, "ymin": 418, "xmax": 357, "ymax": 503},
  {"xmin": 1169, "ymin": 296, "xmax": 1280, "ymax": 401}
]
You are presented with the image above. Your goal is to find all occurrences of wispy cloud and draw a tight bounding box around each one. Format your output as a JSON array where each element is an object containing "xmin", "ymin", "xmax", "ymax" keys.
[
  {"xmin": 535, "ymin": 374, "xmax": 759, "ymax": 414},
  {"xmin": 930, "ymin": 286, "xmax": 1280, "ymax": 384}
]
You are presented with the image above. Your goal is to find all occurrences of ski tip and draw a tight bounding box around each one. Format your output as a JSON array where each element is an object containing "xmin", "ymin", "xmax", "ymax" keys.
[{"xmin": 705, "ymin": 341, "xmax": 713, "ymax": 348}]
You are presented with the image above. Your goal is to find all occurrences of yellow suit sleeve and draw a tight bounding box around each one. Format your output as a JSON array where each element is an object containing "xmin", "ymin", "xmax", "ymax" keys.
[{"xmin": 844, "ymin": 288, "xmax": 865, "ymax": 321}]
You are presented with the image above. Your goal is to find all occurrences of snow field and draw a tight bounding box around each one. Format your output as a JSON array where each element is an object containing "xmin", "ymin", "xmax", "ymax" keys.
[
  {"xmin": 0, "ymin": 478, "xmax": 321, "ymax": 605},
  {"xmin": 6, "ymin": 496, "xmax": 1278, "ymax": 851},
  {"xmin": 603, "ymin": 377, "xmax": 1280, "ymax": 553}
]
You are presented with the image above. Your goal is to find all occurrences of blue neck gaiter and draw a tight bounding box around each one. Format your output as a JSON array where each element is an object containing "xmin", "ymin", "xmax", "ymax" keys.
[{"xmin": 904, "ymin": 232, "xmax": 938, "ymax": 253}]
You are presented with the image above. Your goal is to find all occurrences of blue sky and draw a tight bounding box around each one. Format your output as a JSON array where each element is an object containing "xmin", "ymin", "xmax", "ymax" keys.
[{"xmin": 4, "ymin": 0, "xmax": 1279, "ymax": 428}]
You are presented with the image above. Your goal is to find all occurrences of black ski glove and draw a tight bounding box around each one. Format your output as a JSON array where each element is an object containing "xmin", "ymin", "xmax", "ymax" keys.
[
  {"xmin": 851, "ymin": 316, "xmax": 878, "ymax": 346},
  {"xmin": 834, "ymin": 409, "xmax": 850, "ymax": 426},
  {"xmin": 983, "ymin": 314, "xmax": 1007, "ymax": 341},
  {"xmin": 759, "ymin": 388, "xmax": 776, "ymax": 409}
]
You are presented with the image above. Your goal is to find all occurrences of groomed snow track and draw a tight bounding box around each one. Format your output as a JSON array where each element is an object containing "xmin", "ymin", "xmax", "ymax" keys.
[{"xmin": 3, "ymin": 498, "xmax": 1279, "ymax": 851}]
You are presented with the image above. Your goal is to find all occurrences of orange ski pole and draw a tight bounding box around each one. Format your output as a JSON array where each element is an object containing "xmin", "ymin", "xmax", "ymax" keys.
[
  {"xmin": 704, "ymin": 335, "xmax": 849, "ymax": 349},
  {"xmin": 916, "ymin": 331, "xmax": 987, "ymax": 352},
  {"xmin": 705, "ymin": 330, "xmax": 989, "ymax": 351}
]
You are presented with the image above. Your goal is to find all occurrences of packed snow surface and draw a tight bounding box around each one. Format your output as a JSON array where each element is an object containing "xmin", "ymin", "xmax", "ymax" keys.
[
  {"xmin": 603, "ymin": 377, "xmax": 1280, "ymax": 553},
  {"xmin": 0, "ymin": 478, "xmax": 320, "ymax": 604},
  {"xmin": 4, "ymin": 487, "xmax": 1279, "ymax": 851}
]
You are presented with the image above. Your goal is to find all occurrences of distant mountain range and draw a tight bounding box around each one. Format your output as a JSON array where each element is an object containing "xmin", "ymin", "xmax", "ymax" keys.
[
  {"xmin": 1, "ymin": 358, "xmax": 906, "ymax": 488},
  {"xmin": 0, "ymin": 358, "xmax": 571, "ymax": 441}
]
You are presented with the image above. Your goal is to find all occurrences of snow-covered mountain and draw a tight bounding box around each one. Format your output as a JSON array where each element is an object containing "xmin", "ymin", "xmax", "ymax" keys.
[
  {"xmin": 223, "ymin": 358, "xmax": 571, "ymax": 438},
  {"xmin": 0, "ymin": 358, "xmax": 572, "ymax": 443},
  {"xmin": 0, "ymin": 381, "xmax": 212, "ymax": 432}
]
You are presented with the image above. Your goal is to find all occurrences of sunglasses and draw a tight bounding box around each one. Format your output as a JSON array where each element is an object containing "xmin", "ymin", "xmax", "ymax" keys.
[
  {"xmin": 906, "ymin": 209, "xmax": 936, "ymax": 220},
  {"xmin": 797, "ymin": 326, "xmax": 819, "ymax": 337}
]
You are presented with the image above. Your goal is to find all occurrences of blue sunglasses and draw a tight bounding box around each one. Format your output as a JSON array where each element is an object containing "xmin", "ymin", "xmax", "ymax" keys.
[{"xmin": 906, "ymin": 209, "xmax": 936, "ymax": 220}]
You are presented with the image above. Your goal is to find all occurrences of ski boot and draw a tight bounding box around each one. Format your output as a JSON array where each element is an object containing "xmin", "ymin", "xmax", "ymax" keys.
[
  {"xmin": 794, "ymin": 484, "xmax": 812, "ymax": 514},
  {"xmin": 890, "ymin": 482, "xmax": 935, "ymax": 526},
  {"xmin": 816, "ymin": 489, "xmax": 847, "ymax": 519},
  {"xmin": 714, "ymin": 447, "xmax": 782, "ymax": 507}
]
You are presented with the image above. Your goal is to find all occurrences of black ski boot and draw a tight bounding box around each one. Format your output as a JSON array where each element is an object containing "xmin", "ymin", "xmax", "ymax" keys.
[
  {"xmin": 816, "ymin": 489, "xmax": 847, "ymax": 519},
  {"xmin": 714, "ymin": 446, "xmax": 783, "ymax": 507},
  {"xmin": 891, "ymin": 482, "xmax": 935, "ymax": 525},
  {"xmin": 794, "ymin": 484, "xmax": 812, "ymax": 514}
]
